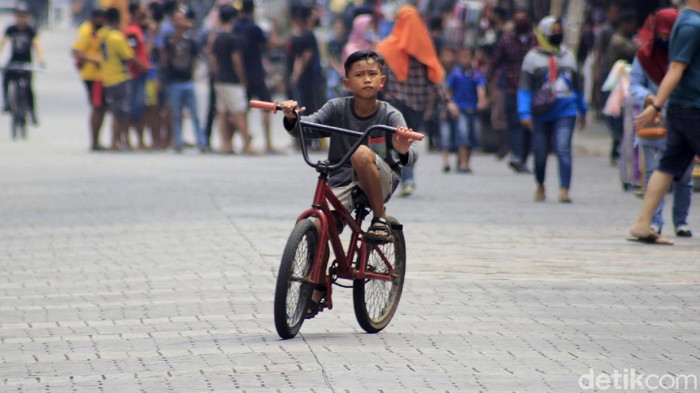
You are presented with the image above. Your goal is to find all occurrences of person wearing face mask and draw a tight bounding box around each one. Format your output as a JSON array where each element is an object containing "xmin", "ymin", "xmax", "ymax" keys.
[
  {"xmin": 518, "ymin": 16, "xmax": 587, "ymax": 203},
  {"xmin": 487, "ymin": 8, "xmax": 537, "ymax": 174},
  {"xmin": 629, "ymin": 8, "xmax": 693, "ymax": 238},
  {"xmin": 73, "ymin": 9, "xmax": 107, "ymax": 151}
]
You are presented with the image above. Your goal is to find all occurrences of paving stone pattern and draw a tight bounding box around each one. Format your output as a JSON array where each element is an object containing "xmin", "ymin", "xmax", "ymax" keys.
[{"xmin": 1, "ymin": 25, "xmax": 699, "ymax": 393}]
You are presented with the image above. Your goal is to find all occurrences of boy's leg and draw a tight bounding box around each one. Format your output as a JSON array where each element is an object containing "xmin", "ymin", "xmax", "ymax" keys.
[
  {"xmin": 352, "ymin": 146, "xmax": 389, "ymax": 240},
  {"xmin": 440, "ymin": 117, "xmax": 452, "ymax": 169}
]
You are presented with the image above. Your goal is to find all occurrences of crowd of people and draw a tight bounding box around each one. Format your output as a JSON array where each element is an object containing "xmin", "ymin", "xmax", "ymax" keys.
[
  {"xmin": 2, "ymin": 0, "xmax": 698, "ymax": 233},
  {"xmin": 70, "ymin": 0, "xmax": 278, "ymax": 154}
]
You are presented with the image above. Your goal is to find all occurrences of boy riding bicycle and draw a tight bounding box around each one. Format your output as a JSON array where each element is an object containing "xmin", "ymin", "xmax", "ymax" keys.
[{"xmin": 280, "ymin": 50, "xmax": 418, "ymax": 245}]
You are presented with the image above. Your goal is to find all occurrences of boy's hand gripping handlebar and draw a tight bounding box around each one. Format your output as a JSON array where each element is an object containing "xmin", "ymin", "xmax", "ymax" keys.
[{"xmin": 249, "ymin": 100, "xmax": 425, "ymax": 142}]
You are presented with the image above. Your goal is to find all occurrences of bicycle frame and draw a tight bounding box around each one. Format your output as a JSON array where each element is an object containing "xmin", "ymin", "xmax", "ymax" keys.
[{"xmin": 292, "ymin": 116, "xmax": 397, "ymax": 311}]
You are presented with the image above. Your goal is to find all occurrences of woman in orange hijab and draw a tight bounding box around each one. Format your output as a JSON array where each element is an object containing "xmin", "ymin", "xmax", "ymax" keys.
[{"xmin": 378, "ymin": 5, "xmax": 445, "ymax": 196}]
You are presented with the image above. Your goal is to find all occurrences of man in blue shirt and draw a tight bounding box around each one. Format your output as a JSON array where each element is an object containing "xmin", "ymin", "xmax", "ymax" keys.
[{"xmin": 630, "ymin": 0, "xmax": 700, "ymax": 245}]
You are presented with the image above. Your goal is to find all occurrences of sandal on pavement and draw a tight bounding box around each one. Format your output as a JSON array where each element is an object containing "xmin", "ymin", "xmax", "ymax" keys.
[
  {"xmin": 305, "ymin": 284, "xmax": 327, "ymax": 319},
  {"xmin": 365, "ymin": 217, "xmax": 394, "ymax": 244}
]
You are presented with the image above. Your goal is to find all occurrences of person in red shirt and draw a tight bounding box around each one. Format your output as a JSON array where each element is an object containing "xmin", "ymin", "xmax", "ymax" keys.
[{"xmin": 124, "ymin": 1, "xmax": 151, "ymax": 149}]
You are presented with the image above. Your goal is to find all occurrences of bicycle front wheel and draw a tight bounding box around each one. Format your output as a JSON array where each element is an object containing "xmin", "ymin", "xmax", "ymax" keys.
[
  {"xmin": 353, "ymin": 216, "xmax": 406, "ymax": 333},
  {"xmin": 274, "ymin": 219, "xmax": 318, "ymax": 339}
]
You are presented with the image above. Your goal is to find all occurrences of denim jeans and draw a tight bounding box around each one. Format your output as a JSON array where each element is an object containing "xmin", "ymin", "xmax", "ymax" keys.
[
  {"xmin": 532, "ymin": 116, "xmax": 576, "ymax": 189},
  {"xmin": 440, "ymin": 111, "xmax": 479, "ymax": 149},
  {"xmin": 390, "ymin": 101, "xmax": 424, "ymax": 186},
  {"xmin": 505, "ymin": 93, "xmax": 530, "ymax": 165},
  {"xmin": 167, "ymin": 81, "xmax": 206, "ymax": 148},
  {"xmin": 641, "ymin": 145, "xmax": 693, "ymax": 230}
]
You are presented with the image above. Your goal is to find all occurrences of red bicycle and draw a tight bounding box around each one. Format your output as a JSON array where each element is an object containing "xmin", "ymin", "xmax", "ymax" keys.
[{"xmin": 250, "ymin": 100, "xmax": 424, "ymax": 339}]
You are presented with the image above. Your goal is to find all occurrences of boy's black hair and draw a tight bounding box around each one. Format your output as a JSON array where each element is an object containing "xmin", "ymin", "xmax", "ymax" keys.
[
  {"xmin": 148, "ymin": 2, "xmax": 164, "ymax": 22},
  {"xmin": 128, "ymin": 1, "xmax": 140, "ymax": 17},
  {"xmin": 241, "ymin": 0, "xmax": 255, "ymax": 14},
  {"xmin": 105, "ymin": 7, "xmax": 120, "ymax": 24},
  {"xmin": 343, "ymin": 50, "xmax": 384, "ymax": 76},
  {"xmin": 492, "ymin": 6, "xmax": 508, "ymax": 22},
  {"xmin": 429, "ymin": 15, "xmax": 442, "ymax": 31},
  {"xmin": 162, "ymin": 0, "xmax": 177, "ymax": 16},
  {"xmin": 459, "ymin": 46, "xmax": 475, "ymax": 56},
  {"xmin": 91, "ymin": 9, "xmax": 106, "ymax": 19},
  {"xmin": 219, "ymin": 5, "xmax": 237, "ymax": 24}
]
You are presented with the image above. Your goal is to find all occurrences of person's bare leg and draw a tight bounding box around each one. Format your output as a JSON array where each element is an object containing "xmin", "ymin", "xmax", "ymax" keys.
[
  {"xmin": 232, "ymin": 113, "xmax": 253, "ymax": 153},
  {"xmin": 441, "ymin": 149, "xmax": 450, "ymax": 170},
  {"xmin": 459, "ymin": 147, "xmax": 471, "ymax": 170},
  {"xmin": 133, "ymin": 117, "xmax": 146, "ymax": 149},
  {"xmin": 352, "ymin": 146, "xmax": 388, "ymax": 239},
  {"xmin": 218, "ymin": 112, "xmax": 232, "ymax": 153},
  {"xmin": 262, "ymin": 111, "xmax": 275, "ymax": 153},
  {"xmin": 630, "ymin": 170, "xmax": 674, "ymax": 242},
  {"xmin": 90, "ymin": 107, "xmax": 105, "ymax": 149},
  {"xmin": 162, "ymin": 106, "xmax": 173, "ymax": 148},
  {"xmin": 110, "ymin": 116, "xmax": 119, "ymax": 149}
]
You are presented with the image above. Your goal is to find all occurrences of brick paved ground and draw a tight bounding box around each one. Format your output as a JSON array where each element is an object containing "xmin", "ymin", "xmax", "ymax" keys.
[{"xmin": 1, "ymin": 25, "xmax": 699, "ymax": 393}]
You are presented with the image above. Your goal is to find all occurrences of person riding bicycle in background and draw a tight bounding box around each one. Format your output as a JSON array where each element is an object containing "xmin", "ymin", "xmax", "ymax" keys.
[
  {"xmin": 281, "ymin": 50, "xmax": 418, "ymax": 245},
  {"xmin": 0, "ymin": 2, "xmax": 46, "ymax": 125}
]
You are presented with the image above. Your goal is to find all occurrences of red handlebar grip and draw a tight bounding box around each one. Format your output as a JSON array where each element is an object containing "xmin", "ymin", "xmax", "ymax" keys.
[
  {"xmin": 396, "ymin": 128, "xmax": 424, "ymax": 141},
  {"xmin": 249, "ymin": 100, "xmax": 280, "ymax": 111}
]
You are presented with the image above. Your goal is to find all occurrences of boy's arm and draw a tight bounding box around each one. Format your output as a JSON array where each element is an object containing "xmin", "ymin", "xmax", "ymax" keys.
[
  {"xmin": 282, "ymin": 99, "xmax": 334, "ymax": 139},
  {"xmin": 387, "ymin": 109, "xmax": 417, "ymax": 166}
]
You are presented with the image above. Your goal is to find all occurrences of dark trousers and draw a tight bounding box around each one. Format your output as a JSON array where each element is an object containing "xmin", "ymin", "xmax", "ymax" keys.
[
  {"xmin": 204, "ymin": 78, "xmax": 216, "ymax": 146},
  {"xmin": 505, "ymin": 93, "xmax": 530, "ymax": 165}
]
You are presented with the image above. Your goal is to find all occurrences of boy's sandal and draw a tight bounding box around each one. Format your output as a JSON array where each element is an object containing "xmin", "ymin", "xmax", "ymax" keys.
[
  {"xmin": 365, "ymin": 217, "xmax": 394, "ymax": 245},
  {"xmin": 305, "ymin": 284, "xmax": 327, "ymax": 320}
]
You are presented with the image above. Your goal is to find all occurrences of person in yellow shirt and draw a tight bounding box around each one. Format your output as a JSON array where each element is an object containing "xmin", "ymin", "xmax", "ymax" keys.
[
  {"xmin": 100, "ymin": 7, "xmax": 145, "ymax": 150},
  {"xmin": 72, "ymin": 9, "xmax": 106, "ymax": 151}
]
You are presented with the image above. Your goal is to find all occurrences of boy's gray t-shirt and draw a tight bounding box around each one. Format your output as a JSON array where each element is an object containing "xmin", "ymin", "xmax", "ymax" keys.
[
  {"xmin": 669, "ymin": 8, "xmax": 700, "ymax": 108},
  {"xmin": 284, "ymin": 97, "xmax": 418, "ymax": 187}
]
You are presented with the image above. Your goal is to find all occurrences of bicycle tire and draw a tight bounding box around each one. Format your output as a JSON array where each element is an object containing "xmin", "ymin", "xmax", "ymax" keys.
[
  {"xmin": 8, "ymin": 79, "xmax": 27, "ymax": 140},
  {"xmin": 353, "ymin": 216, "xmax": 406, "ymax": 333},
  {"xmin": 274, "ymin": 219, "xmax": 318, "ymax": 339}
]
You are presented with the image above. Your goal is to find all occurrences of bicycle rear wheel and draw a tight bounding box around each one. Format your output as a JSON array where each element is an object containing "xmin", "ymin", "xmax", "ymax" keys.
[
  {"xmin": 353, "ymin": 216, "xmax": 406, "ymax": 333},
  {"xmin": 274, "ymin": 219, "xmax": 318, "ymax": 339},
  {"xmin": 8, "ymin": 79, "xmax": 27, "ymax": 140}
]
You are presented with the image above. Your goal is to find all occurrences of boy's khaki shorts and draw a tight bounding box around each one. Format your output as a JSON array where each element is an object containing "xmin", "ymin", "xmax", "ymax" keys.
[{"xmin": 332, "ymin": 155, "xmax": 395, "ymax": 212}]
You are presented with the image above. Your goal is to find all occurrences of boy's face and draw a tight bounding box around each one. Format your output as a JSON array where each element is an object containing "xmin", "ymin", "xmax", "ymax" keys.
[
  {"xmin": 440, "ymin": 49, "xmax": 455, "ymax": 67},
  {"xmin": 458, "ymin": 50, "xmax": 472, "ymax": 68},
  {"xmin": 343, "ymin": 58, "xmax": 386, "ymax": 99}
]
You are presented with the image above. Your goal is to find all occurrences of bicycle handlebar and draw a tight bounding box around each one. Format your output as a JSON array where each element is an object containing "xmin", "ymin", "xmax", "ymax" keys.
[
  {"xmin": 249, "ymin": 100, "xmax": 424, "ymax": 142},
  {"xmin": 0, "ymin": 63, "xmax": 44, "ymax": 72}
]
